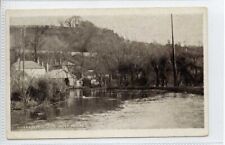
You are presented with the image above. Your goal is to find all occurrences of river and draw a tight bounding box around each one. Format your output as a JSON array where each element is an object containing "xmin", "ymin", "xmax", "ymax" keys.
[{"xmin": 11, "ymin": 89, "xmax": 204, "ymax": 130}]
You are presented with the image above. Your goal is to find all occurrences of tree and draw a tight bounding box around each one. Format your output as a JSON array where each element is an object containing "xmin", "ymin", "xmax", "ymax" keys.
[
  {"xmin": 62, "ymin": 16, "xmax": 98, "ymax": 78},
  {"xmin": 176, "ymin": 55, "xmax": 194, "ymax": 86},
  {"xmin": 150, "ymin": 57, "xmax": 160, "ymax": 87},
  {"xmin": 65, "ymin": 16, "xmax": 82, "ymax": 28},
  {"xmin": 29, "ymin": 26, "xmax": 49, "ymax": 62}
]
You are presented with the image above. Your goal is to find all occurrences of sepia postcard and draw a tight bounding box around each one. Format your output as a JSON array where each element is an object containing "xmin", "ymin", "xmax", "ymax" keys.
[{"xmin": 6, "ymin": 8, "xmax": 208, "ymax": 139}]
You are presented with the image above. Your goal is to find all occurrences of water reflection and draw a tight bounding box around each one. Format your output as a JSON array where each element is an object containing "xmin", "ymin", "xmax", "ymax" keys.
[
  {"xmin": 12, "ymin": 89, "xmax": 157, "ymax": 126},
  {"xmin": 11, "ymin": 90, "xmax": 204, "ymax": 130},
  {"xmin": 10, "ymin": 89, "xmax": 177, "ymax": 127},
  {"xmin": 11, "ymin": 89, "xmax": 123, "ymax": 127},
  {"xmin": 11, "ymin": 89, "xmax": 162, "ymax": 127}
]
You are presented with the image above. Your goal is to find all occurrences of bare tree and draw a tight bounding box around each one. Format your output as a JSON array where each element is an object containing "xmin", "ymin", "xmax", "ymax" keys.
[{"xmin": 30, "ymin": 26, "xmax": 49, "ymax": 62}]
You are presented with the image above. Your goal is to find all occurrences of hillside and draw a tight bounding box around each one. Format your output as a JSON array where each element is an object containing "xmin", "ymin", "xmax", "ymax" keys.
[
  {"xmin": 10, "ymin": 18, "xmax": 203, "ymax": 61},
  {"xmin": 10, "ymin": 17, "xmax": 204, "ymax": 87}
]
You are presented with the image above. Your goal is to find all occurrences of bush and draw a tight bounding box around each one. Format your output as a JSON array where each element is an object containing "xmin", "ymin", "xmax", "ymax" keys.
[
  {"xmin": 27, "ymin": 79, "xmax": 49, "ymax": 103},
  {"xmin": 10, "ymin": 69, "xmax": 31, "ymax": 102},
  {"xmin": 47, "ymin": 79, "xmax": 67, "ymax": 103},
  {"xmin": 27, "ymin": 78, "xmax": 67, "ymax": 103},
  {"xmin": 11, "ymin": 71, "xmax": 68, "ymax": 107},
  {"xmin": 83, "ymin": 78, "xmax": 91, "ymax": 87}
]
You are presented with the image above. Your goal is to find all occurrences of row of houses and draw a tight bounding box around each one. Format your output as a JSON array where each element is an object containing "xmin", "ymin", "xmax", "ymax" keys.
[{"xmin": 11, "ymin": 59, "xmax": 83, "ymax": 87}]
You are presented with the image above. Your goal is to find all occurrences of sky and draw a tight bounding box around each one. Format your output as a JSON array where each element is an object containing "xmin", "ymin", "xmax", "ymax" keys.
[{"xmin": 10, "ymin": 10, "xmax": 204, "ymax": 46}]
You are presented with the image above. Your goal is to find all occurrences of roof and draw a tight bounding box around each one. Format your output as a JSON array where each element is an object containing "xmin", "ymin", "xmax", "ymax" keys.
[
  {"xmin": 12, "ymin": 61, "xmax": 45, "ymax": 69},
  {"xmin": 45, "ymin": 69, "xmax": 75, "ymax": 79}
]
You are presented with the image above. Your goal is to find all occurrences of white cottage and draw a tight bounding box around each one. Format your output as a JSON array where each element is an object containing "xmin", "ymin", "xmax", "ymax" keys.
[{"xmin": 12, "ymin": 60, "xmax": 46, "ymax": 78}]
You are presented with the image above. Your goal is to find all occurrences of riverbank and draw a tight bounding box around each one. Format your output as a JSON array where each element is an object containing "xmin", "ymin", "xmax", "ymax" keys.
[{"xmin": 76, "ymin": 86, "xmax": 204, "ymax": 95}]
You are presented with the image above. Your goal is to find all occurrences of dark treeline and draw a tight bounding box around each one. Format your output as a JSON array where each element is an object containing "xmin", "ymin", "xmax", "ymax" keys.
[{"xmin": 10, "ymin": 16, "xmax": 203, "ymax": 88}]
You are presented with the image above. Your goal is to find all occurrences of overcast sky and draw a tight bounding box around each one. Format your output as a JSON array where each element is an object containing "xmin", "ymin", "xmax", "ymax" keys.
[{"xmin": 10, "ymin": 12, "xmax": 203, "ymax": 46}]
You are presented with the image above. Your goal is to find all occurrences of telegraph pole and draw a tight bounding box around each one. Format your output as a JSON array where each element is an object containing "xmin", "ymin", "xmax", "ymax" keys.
[
  {"xmin": 18, "ymin": 28, "xmax": 22, "ymax": 71},
  {"xmin": 171, "ymin": 14, "xmax": 177, "ymax": 87},
  {"xmin": 22, "ymin": 26, "xmax": 25, "ymax": 81},
  {"xmin": 22, "ymin": 26, "xmax": 26, "ymax": 111}
]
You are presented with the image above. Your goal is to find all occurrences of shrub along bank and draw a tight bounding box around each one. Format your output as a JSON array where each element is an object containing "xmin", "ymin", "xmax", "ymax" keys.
[{"xmin": 11, "ymin": 72, "xmax": 67, "ymax": 110}]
